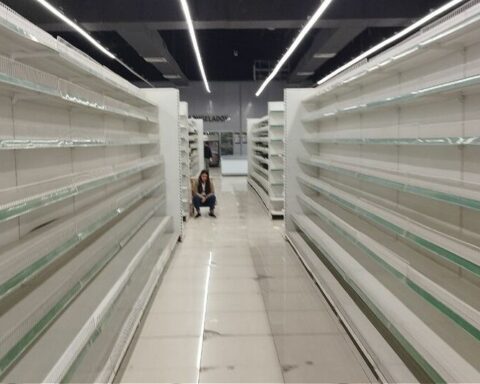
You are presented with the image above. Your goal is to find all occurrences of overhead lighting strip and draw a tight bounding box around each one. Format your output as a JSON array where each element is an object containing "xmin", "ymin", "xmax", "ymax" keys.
[
  {"xmin": 179, "ymin": 0, "xmax": 211, "ymax": 93},
  {"xmin": 34, "ymin": 0, "xmax": 154, "ymax": 87},
  {"xmin": 255, "ymin": 0, "xmax": 334, "ymax": 97},
  {"xmin": 34, "ymin": 0, "xmax": 115, "ymax": 59},
  {"xmin": 316, "ymin": 0, "xmax": 466, "ymax": 86}
]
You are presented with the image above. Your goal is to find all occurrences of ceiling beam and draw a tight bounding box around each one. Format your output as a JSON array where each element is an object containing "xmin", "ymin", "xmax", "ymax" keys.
[
  {"xmin": 117, "ymin": 26, "xmax": 189, "ymax": 85},
  {"xmin": 289, "ymin": 26, "xmax": 365, "ymax": 84},
  {"xmin": 38, "ymin": 18, "xmax": 412, "ymax": 32}
]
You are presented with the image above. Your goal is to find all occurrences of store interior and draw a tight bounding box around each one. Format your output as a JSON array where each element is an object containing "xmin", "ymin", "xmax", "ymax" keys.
[{"xmin": 0, "ymin": 0, "xmax": 479, "ymax": 382}]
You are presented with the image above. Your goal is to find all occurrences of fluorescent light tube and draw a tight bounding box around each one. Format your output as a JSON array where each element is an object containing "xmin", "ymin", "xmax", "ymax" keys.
[
  {"xmin": 317, "ymin": 0, "xmax": 466, "ymax": 86},
  {"xmin": 34, "ymin": 0, "xmax": 115, "ymax": 59},
  {"xmin": 34, "ymin": 0, "xmax": 155, "ymax": 87},
  {"xmin": 256, "ymin": 0, "xmax": 334, "ymax": 97},
  {"xmin": 179, "ymin": 0, "xmax": 211, "ymax": 93},
  {"xmin": 297, "ymin": 71, "xmax": 315, "ymax": 76}
]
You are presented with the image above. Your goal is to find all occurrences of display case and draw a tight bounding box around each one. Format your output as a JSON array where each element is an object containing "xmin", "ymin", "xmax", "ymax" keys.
[
  {"xmin": 284, "ymin": 2, "xmax": 480, "ymax": 382},
  {"xmin": 0, "ymin": 3, "xmax": 180, "ymax": 382},
  {"xmin": 247, "ymin": 102, "xmax": 285, "ymax": 218}
]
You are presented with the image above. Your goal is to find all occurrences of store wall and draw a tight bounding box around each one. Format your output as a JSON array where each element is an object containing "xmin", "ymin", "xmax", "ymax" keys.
[{"xmin": 179, "ymin": 81, "xmax": 285, "ymax": 155}]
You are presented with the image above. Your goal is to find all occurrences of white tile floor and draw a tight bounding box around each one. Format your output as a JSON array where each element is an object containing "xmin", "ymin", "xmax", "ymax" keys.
[{"xmin": 120, "ymin": 173, "xmax": 377, "ymax": 383}]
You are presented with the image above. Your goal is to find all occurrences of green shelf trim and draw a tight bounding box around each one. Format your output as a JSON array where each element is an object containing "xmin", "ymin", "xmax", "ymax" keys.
[
  {"xmin": 0, "ymin": 244, "xmax": 120, "ymax": 378},
  {"xmin": 0, "ymin": 158, "xmax": 162, "ymax": 223},
  {"xmin": 60, "ymin": 295, "xmax": 117, "ymax": 384},
  {"xmin": 0, "ymin": 66, "xmax": 157, "ymax": 124},
  {"xmin": 0, "ymin": 201, "xmax": 163, "ymax": 379},
  {"xmin": 252, "ymin": 164, "xmax": 268, "ymax": 175},
  {"xmin": 298, "ymin": 175, "xmax": 480, "ymax": 277},
  {"xmin": 303, "ymin": 136, "xmax": 480, "ymax": 146},
  {"xmin": 0, "ymin": 12, "xmax": 156, "ymax": 109},
  {"xmin": 293, "ymin": 215, "xmax": 445, "ymax": 384},
  {"xmin": 252, "ymin": 127, "xmax": 268, "ymax": 134},
  {"xmin": 0, "ymin": 182, "xmax": 162, "ymax": 300},
  {"xmin": 254, "ymin": 155, "xmax": 269, "ymax": 164},
  {"xmin": 0, "ymin": 138, "xmax": 158, "ymax": 150},
  {"xmin": 298, "ymin": 194, "xmax": 480, "ymax": 341},
  {"xmin": 298, "ymin": 157, "xmax": 480, "ymax": 212},
  {"xmin": 303, "ymin": 74, "xmax": 480, "ymax": 123},
  {"xmin": 0, "ymin": 72, "xmax": 57, "ymax": 96}
]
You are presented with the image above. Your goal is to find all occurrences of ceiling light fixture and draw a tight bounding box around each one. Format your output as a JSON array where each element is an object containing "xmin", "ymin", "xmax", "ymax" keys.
[
  {"xmin": 179, "ymin": 0, "xmax": 211, "ymax": 93},
  {"xmin": 313, "ymin": 52, "xmax": 336, "ymax": 59},
  {"xmin": 34, "ymin": 0, "xmax": 115, "ymax": 59},
  {"xmin": 145, "ymin": 57, "xmax": 168, "ymax": 63},
  {"xmin": 34, "ymin": 0, "xmax": 154, "ymax": 87},
  {"xmin": 255, "ymin": 0, "xmax": 334, "ymax": 97},
  {"xmin": 297, "ymin": 71, "xmax": 315, "ymax": 76},
  {"xmin": 316, "ymin": 0, "xmax": 466, "ymax": 86},
  {"xmin": 163, "ymin": 74, "xmax": 182, "ymax": 79}
]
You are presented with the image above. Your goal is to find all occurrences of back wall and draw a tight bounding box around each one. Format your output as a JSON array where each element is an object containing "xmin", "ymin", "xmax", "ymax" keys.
[{"xmin": 179, "ymin": 81, "xmax": 285, "ymax": 156}]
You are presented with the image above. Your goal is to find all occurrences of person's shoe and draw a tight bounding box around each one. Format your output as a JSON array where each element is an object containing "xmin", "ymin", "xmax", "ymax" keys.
[
  {"xmin": 209, "ymin": 211, "xmax": 216, "ymax": 218},
  {"xmin": 195, "ymin": 212, "xmax": 201, "ymax": 218}
]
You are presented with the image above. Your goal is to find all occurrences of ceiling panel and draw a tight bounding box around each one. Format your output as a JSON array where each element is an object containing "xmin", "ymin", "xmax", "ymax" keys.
[{"xmin": 2, "ymin": 0, "xmax": 459, "ymax": 85}]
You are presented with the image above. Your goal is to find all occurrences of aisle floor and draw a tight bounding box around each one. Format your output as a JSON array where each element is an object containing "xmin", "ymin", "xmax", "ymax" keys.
[{"xmin": 120, "ymin": 173, "xmax": 377, "ymax": 383}]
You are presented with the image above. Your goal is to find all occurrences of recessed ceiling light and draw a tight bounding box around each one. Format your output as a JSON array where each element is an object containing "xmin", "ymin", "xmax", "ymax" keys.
[
  {"xmin": 145, "ymin": 57, "xmax": 168, "ymax": 63},
  {"xmin": 163, "ymin": 74, "xmax": 182, "ymax": 79},
  {"xmin": 179, "ymin": 0, "xmax": 211, "ymax": 93},
  {"xmin": 255, "ymin": 0, "xmax": 334, "ymax": 97},
  {"xmin": 297, "ymin": 71, "xmax": 314, "ymax": 76}
]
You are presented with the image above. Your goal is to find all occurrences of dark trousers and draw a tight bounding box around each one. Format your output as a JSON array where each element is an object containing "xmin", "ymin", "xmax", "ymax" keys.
[{"xmin": 193, "ymin": 195, "xmax": 216, "ymax": 212}]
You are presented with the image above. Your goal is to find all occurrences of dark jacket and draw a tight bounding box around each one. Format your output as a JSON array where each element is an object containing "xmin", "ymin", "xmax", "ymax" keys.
[{"xmin": 204, "ymin": 145, "xmax": 212, "ymax": 159}]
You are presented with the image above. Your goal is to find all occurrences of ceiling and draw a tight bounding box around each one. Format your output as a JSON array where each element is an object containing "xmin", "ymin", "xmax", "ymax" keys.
[{"xmin": 4, "ymin": 0, "xmax": 453, "ymax": 87}]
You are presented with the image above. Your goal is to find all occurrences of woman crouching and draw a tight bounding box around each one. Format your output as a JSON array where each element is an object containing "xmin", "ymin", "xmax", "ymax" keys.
[{"xmin": 193, "ymin": 170, "xmax": 216, "ymax": 218}]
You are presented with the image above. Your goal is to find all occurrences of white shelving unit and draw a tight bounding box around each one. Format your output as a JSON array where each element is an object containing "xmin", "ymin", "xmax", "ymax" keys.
[
  {"xmin": 0, "ymin": 3, "xmax": 180, "ymax": 382},
  {"xmin": 247, "ymin": 101, "xmax": 285, "ymax": 218},
  {"xmin": 179, "ymin": 102, "xmax": 191, "ymax": 221},
  {"xmin": 285, "ymin": 2, "xmax": 480, "ymax": 383},
  {"xmin": 188, "ymin": 118, "xmax": 204, "ymax": 178}
]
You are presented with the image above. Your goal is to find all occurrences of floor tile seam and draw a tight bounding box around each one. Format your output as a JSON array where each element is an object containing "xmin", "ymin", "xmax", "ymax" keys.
[
  {"xmin": 152, "ymin": 292, "xmax": 208, "ymax": 298},
  {"xmin": 147, "ymin": 310, "xmax": 207, "ymax": 315},
  {"xmin": 259, "ymin": 288, "xmax": 322, "ymax": 293},
  {"xmin": 254, "ymin": 237, "xmax": 358, "ymax": 381},
  {"xmin": 202, "ymin": 331, "xmax": 346, "ymax": 338},
  {"xmin": 253, "ymin": 261, "xmax": 292, "ymax": 384},
  {"xmin": 137, "ymin": 334, "xmax": 203, "ymax": 340},
  {"xmin": 164, "ymin": 266, "xmax": 210, "ymax": 271},
  {"xmin": 205, "ymin": 293, "xmax": 266, "ymax": 298},
  {"xmin": 156, "ymin": 280, "xmax": 210, "ymax": 285},
  {"xmin": 202, "ymin": 333, "xmax": 274, "ymax": 338}
]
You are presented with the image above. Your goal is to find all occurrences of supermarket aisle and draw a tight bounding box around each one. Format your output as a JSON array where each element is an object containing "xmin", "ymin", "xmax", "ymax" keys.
[{"xmin": 120, "ymin": 172, "xmax": 377, "ymax": 383}]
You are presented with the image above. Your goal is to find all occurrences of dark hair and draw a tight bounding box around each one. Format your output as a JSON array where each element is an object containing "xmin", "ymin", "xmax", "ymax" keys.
[{"xmin": 198, "ymin": 170, "xmax": 211, "ymax": 194}]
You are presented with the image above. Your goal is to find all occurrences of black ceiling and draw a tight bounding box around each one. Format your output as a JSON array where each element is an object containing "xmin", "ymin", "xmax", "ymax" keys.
[{"xmin": 3, "ymin": 0, "xmax": 456, "ymax": 86}]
